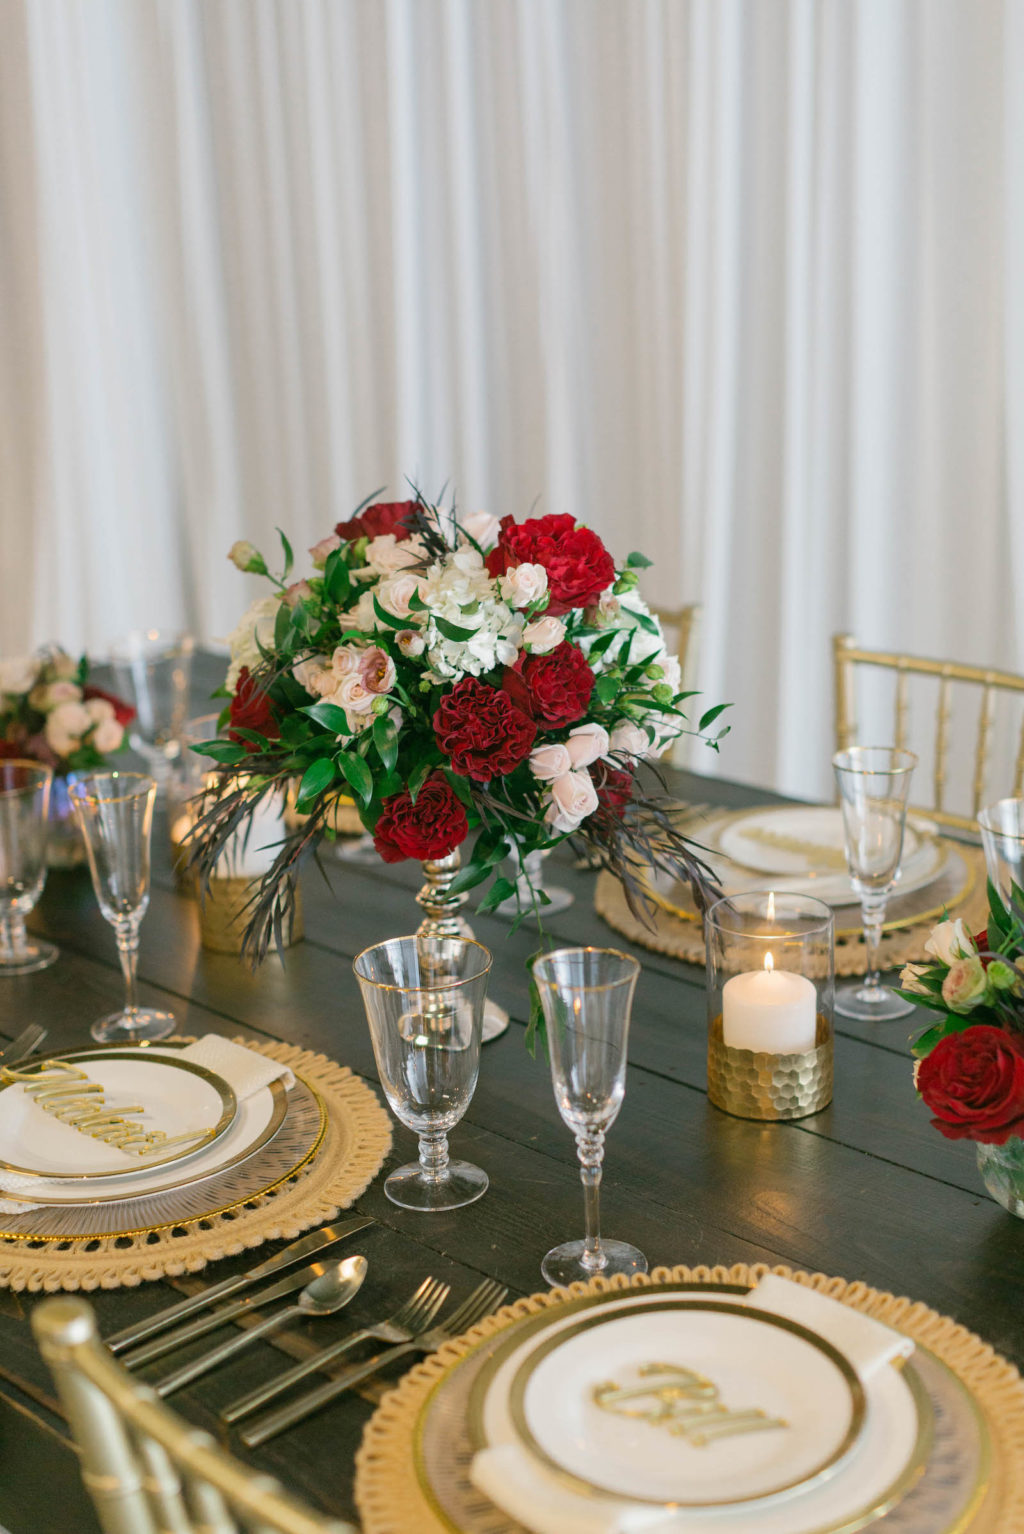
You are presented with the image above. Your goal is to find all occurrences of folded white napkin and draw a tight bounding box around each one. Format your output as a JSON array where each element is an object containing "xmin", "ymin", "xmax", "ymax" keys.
[
  {"xmin": 0, "ymin": 1036, "xmax": 293, "ymax": 1214},
  {"xmin": 469, "ymin": 1273, "xmax": 916, "ymax": 1534}
]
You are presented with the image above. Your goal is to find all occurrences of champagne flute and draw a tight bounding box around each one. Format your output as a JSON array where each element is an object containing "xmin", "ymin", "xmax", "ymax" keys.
[
  {"xmin": 109, "ymin": 630, "xmax": 194, "ymax": 788},
  {"xmin": 978, "ymin": 799, "xmax": 1024, "ymax": 912},
  {"xmin": 354, "ymin": 935, "xmax": 491, "ymax": 1210},
  {"xmin": 0, "ymin": 761, "xmax": 59, "ymax": 975},
  {"xmin": 833, "ymin": 746, "xmax": 917, "ymax": 1021},
  {"xmin": 68, "ymin": 772, "xmax": 175, "ymax": 1042},
  {"xmin": 531, "ymin": 946, "xmax": 647, "ymax": 1285}
]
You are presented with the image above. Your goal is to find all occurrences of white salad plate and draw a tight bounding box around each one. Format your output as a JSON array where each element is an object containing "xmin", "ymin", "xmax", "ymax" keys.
[
  {"xmin": 469, "ymin": 1288, "xmax": 931, "ymax": 1534},
  {"xmin": 0, "ymin": 1048, "xmax": 238, "ymax": 1181}
]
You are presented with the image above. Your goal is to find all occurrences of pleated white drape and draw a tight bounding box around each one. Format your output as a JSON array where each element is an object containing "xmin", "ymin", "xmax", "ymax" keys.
[{"xmin": 1, "ymin": 0, "xmax": 1022, "ymax": 797}]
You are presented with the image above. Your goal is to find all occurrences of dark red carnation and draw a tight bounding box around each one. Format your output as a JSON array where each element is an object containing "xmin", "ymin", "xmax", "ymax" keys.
[
  {"xmin": 228, "ymin": 668, "xmax": 280, "ymax": 752},
  {"xmin": 519, "ymin": 643, "xmax": 595, "ymax": 729},
  {"xmin": 373, "ymin": 773, "xmax": 469, "ymax": 863},
  {"xmin": 918, "ymin": 1025, "xmax": 1024, "ymax": 1144},
  {"xmin": 335, "ymin": 500, "xmax": 418, "ymax": 543},
  {"xmin": 82, "ymin": 684, "xmax": 135, "ymax": 728},
  {"xmin": 433, "ymin": 678, "xmax": 537, "ymax": 781},
  {"xmin": 485, "ymin": 513, "xmax": 615, "ymax": 615}
]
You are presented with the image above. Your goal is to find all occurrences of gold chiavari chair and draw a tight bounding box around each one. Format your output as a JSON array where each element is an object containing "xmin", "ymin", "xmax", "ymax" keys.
[
  {"xmin": 33, "ymin": 1297, "xmax": 355, "ymax": 1534},
  {"xmin": 651, "ymin": 603, "xmax": 701, "ymax": 768},
  {"xmin": 833, "ymin": 633, "xmax": 1024, "ymax": 833}
]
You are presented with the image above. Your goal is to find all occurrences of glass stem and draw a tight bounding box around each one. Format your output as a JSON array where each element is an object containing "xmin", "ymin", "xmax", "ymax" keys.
[
  {"xmin": 577, "ymin": 1130, "xmax": 606, "ymax": 1271},
  {"xmin": 116, "ymin": 921, "xmax": 141, "ymax": 1015},
  {"xmin": 418, "ymin": 1131, "xmax": 450, "ymax": 1183},
  {"xmin": 860, "ymin": 894, "xmax": 887, "ymax": 991},
  {"xmin": 0, "ymin": 912, "xmax": 27, "ymax": 960}
]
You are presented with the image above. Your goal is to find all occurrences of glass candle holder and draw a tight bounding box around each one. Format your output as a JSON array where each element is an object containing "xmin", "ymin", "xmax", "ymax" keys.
[{"xmin": 705, "ymin": 891, "xmax": 834, "ymax": 1121}]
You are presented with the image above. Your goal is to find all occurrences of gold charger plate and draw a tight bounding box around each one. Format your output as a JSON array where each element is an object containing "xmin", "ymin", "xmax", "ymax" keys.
[{"xmin": 0, "ymin": 1047, "xmax": 238, "ymax": 1179}]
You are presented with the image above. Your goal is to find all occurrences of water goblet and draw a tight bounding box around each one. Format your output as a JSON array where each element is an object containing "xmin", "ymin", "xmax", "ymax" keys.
[
  {"xmin": 978, "ymin": 799, "xmax": 1024, "ymax": 912},
  {"xmin": 531, "ymin": 946, "xmax": 647, "ymax": 1285},
  {"xmin": 353, "ymin": 935, "xmax": 491, "ymax": 1210},
  {"xmin": 109, "ymin": 630, "xmax": 194, "ymax": 787},
  {"xmin": 832, "ymin": 746, "xmax": 917, "ymax": 1021},
  {"xmin": 0, "ymin": 762, "xmax": 59, "ymax": 975},
  {"xmin": 68, "ymin": 772, "xmax": 175, "ymax": 1042}
]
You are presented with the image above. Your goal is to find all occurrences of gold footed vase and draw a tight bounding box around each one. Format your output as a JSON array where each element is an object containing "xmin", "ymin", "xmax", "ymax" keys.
[{"xmin": 415, "ymin": 851, "xmax": 510, "ymax": 1042}]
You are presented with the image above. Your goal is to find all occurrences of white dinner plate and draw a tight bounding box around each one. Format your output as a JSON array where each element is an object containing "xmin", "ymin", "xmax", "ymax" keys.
[
  {"xmin": 470, "ymin": 1287, "xmax": 930, "ymax": 1533},
  {"xmin": 0, "ymin": 1049, "xmax": 237, "ymax": 1180}
]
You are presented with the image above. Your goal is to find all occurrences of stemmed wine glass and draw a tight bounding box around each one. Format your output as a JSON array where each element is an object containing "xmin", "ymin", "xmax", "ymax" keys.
[
  {"xmin": 68, "ymin": 772, "xmax": 175, "ymax": 1042},
  {"xmin": 978, "ymin": 799, "xmax": 1024, "ymax": 911},
  {"xmin": 354, "ymin": 935, "xmax": 491, "ymax": 1210},
  {"xmin": 0, "ymin": 761, "xmax": 59, "ymax": 975},
  {"xmin": 531, "ymin": 946, "xmax": 647, "ymax": 1285},
  {"xmin": 833, "ymin": 746, "xmax": 917, "ymax": 1021},
  {"xmin": 109, "ymin": 630, "xmax": 194, "ymax": 788}
]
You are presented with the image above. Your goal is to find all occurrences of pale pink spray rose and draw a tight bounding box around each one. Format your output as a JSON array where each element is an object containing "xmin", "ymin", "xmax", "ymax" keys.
[
  {"xmin": 396, "ymin": 629, "xmax": 426, "ymax": 659},
  {"xmin": 544, "ymin": 770, "xmax": 600, "ymax": 834},
  {"xmin": 941, "ymin": 956, "xmax": 988, "ymax": 1012},
  {"xmin": 92, "ymin": 718, "xmax": 124, "ymax": 754},
  {"xmin": 358, "ymin": 646, "xmax": 397, "ymax": 695},
  {"xmin": 522, "ymin": 616, "xmax": 566, "ymax": 655},
  {"xmin": 565, "ymin": 723, "xmax": 610, "ymax": 769},
  {"xmin": 282, "ymin": 580, "xmax": 314, "ymax": 608},
  {"xmin": 608, "ymin": 720, "xmax": 650, "ymax": 761},
  {"xmin": 309, "ymin": 534, "xmax": 342, "ymax": 570},
  {"xmin": 499, "ymin": 563, "xmax": 548, "ymax": 609},
  {"xmin": 529, "ymin": 743, "xmax": 573, "ymax": 782}
]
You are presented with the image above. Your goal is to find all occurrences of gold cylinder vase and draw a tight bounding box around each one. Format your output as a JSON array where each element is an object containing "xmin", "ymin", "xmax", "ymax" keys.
[
  {"xmin": 198, "ymin": 878, "xmax": 304, "ymax": 955},
  {"xmin": 707, "ymin": 1011, "xmax": 833, "ymax": 1120}
]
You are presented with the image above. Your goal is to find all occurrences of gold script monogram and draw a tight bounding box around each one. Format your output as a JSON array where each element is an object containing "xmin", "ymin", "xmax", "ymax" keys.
[
  {"xmin": 2, "ymin": 1061, "xmax": 216, "ymax": 1159},
  {"xmin": 592, "ymin": 1363, "xmax": 788, "ymax": 1446}
]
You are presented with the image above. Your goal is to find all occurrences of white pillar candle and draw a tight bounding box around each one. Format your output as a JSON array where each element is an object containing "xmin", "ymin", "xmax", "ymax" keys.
[{"xmin": 722, "ymin": 955, "xmax": 817, "ymax": 1053}]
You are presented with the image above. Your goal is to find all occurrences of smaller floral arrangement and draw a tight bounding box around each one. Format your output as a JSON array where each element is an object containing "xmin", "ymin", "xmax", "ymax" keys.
[
  {"xmin": 0, "ymin": 649, "xmax": 134, "ymax": 773},
  {"xmin": 901, "ymin": 885, "xmax": 1024, "ymax": 1145}
]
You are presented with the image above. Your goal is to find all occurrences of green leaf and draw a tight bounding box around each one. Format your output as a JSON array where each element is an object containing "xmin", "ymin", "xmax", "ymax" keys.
[
  {"xmin": 408, "ymin": 758, "xmax": 434, "ymax": 804},
  {"xmin": 586, "ymin": 630, "xmax": 621, "ymax": 660},
  {"xmin": 448, "ymin": 859, "xmax": 491, "ymax": 895},
  {"xmin": 273, "ymin": 599, "xmax": 292, "ymax": 652},
  {"xmin": 372, "ymin": 714, "xmax": 399, "ymax": 774},
  {"xmin": 699, "ymin": 702, "xmax": 731, "ymax": 731},
  {"xmin": 632, "ymin": 611, "xmax": 660, "ymax": 636},
  {"xmin": 277, "ymin": 527, "xmax": 294, "ymax": 579},
  {"xmin": 297, "ymin": 757, "xmax": 336, "ymax": 806},
  {"xmin": 595, "ymin": 673, "xmax": 621, "ymax": 705},
  {"xmin": 372, "ymin": 596, "xmax": 408, "ymax": 632},
  {"xmin": 443, "ymin": 769, "xmax": 474, "ymax": 809},
  {"xmin": 432, "ymin": 614, "xmax": 479, "ymax": 643},
  {"xmin": 337, "ymin": 751, "xmax": 374, "ymax": 806},
  {"xmin": 192, "ymin": 739, "xmax": 246, "ymax": 766},
  {"xmin": 303, "ymin": 702, "xmax": 351, "ymax": 736},
  {"xmin": 477, "ymin": 876, "xmax": 518, "ymax": 914},
  {"xmin": 626, "ymin": 551, "xmax": 653, "ymax": 569},
  {"xmin": 324, "ymin": 549, "xmax": 351, "ymax": 606}
]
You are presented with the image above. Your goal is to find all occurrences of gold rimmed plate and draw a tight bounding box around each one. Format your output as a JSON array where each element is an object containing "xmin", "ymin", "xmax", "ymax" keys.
[{"xmin": 0, "ymin": 1048, "xmax": 238, "ymax": 1180}]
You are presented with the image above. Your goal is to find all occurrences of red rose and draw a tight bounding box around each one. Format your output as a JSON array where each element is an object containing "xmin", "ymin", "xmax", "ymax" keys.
[
  {"xmin": 918, "ymin": 1025, "xmax": 1024, "ymax": 1144},
  {"xmin": 83, "ymin": 684, "xmax": 135, "ymax": 728},
  {"xmin": 433, "ymin": 678, "xmax": 537, "ymax": 781},
  {"xmin": 373, "ymin": 773, "xmax": 469, "ymax": 863},
  {"xmin": 335, "ymin": 500, "xmax": 418, "ymax": 543},
  {"xmin": 485, "ymin": 513, "xmax": 615, "ymax": 615},
  {"xmin": 228, "ymin": 668, "xmax": 280, "ymax": 751},
  {"xmin": 517, "ymin": 643, "xmax": 595, "ymax": 729}
]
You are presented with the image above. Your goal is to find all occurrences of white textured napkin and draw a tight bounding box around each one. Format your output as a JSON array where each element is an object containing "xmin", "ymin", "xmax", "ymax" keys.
[
  {"xmin": 469, "ymin": 1273, "xmax": 916, "ymax": 1534},
  {"xmin": 0, "ymin": 1036, "xmax": 293, "ymax": 1214}
]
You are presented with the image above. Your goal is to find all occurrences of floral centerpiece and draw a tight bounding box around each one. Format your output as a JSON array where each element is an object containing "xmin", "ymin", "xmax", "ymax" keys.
[
  {"xmin": 189, "ymin": 495, "xmax": 728, "ymax": 966},
  {"xmin": 901, "ymin": 885, "xmax": 1024, "ymax": 1216},
  {"xmin": 0, "ymin": 648, "xmax": 135, "ymax": 867}
]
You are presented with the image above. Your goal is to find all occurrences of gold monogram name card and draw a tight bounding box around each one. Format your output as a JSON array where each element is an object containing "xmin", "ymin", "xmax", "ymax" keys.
[
  {"xmin": 1, "ymin": 1061, "xmax": 215, "ymax": 1159},
  {"xmin": 592, "ymin": 1362, "xmax": 788, "ymax": 1447}
]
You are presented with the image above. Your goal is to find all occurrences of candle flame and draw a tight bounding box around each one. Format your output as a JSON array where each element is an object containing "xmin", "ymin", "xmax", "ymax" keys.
[
  {"xmin": 764, "ymin": 951, "xmax": 774, "ymax": 975},
  {"xmin": 767, "ymin": 891, "xmax": 775, "ymax": 923}
]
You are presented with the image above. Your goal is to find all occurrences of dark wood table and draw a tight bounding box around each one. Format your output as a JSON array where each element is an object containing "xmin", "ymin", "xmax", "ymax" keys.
[{"xmin": 1, "ymin": 735, "xmax": 1022, "ymax": 1531}]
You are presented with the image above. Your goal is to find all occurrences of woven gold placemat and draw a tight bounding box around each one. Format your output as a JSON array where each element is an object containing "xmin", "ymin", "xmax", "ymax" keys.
[
  {"xmin": 595, "ymin": 846, "xmax": 990, "ymax": 974},
  {"xmin": 354, "ymin": 1263, "xmax": 1024, "ymax": 1534},
  {"xmin": 0, "ymin": 1040, "xmax": 391, "ymax": 1292}
]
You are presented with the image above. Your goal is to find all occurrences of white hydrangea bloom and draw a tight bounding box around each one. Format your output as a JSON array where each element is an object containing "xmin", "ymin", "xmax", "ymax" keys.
[
  {"xmin": 224, "ymin": 594, "xmax": 280, "ymax": 693},
  {"xmin": 420, "ymin": 547, "xmax": 524, "ymax": 682}
]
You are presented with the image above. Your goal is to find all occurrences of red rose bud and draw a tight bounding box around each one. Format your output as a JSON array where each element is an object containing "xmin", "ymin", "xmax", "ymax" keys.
[
  {"xmin": 82, "ymin": 684, "xmax": 136, "ymax": 728},
  {"xmin": 485, "ymin": 514, "xmax": 615, "ymax": 616},
  {"xmin": 335, "ymin": 500, "xmax": 418, "ymax": 543},
  {"xmin": 917, "ymin": 1024, "xmax": 1024, "ymax": 1144},
  {"xmin": 372, "ymin": 773, "xmax": 469, "ymax": 863},
  {"xmin": 590, "ymin": 762, "xmax": 634, "ymax": 820},
  {"xmin": 433, "ymin": 678, "xmax": 537, "ymax": 781},
  {"xmin": 521, "ymin": 642, "xmax": 596, "ymax": 728},
  {"xmin": 228, "ymin": 668, "xmax": 280, "ymax": 751}
]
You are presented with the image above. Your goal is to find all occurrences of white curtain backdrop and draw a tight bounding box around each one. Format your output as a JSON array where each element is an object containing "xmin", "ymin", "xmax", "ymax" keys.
[{"xmin": 1, "ymin": 0, "xmax": 1022, "ymax": 798}]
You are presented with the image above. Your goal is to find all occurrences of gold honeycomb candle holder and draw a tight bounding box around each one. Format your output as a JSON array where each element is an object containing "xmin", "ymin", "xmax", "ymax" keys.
[
  {"xmin": 707, "ymin": 1011, "xmax": 833, "ymax": 1120},
  {"xmin": 705, "ymin": 890, "xmax": 835, "ymax": 1123},
  {"xmin": 198, "ymin": 876, "xmax": 304, "ymax": 956}
]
